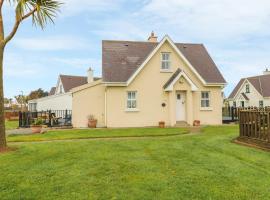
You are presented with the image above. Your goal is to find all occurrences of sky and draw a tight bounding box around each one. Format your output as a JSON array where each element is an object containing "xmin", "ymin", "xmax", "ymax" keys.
[{"xmin": 3, "ymin": 0, "xmax": 270, "ymax": 98}]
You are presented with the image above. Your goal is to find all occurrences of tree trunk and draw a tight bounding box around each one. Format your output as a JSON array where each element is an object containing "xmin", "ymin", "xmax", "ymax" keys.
[{"xmin": 0, "ymin": 46, "xmax": 6, "ymax": 149}]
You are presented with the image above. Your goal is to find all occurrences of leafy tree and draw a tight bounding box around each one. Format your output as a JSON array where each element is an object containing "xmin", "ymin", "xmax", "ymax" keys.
[
  {"xmin": 27, "ymin": 88, "xmax": 48, "ymax": 101},
  {"xmin": 0, "ymin": 0, "xmax": 62, "ymax": 150}
]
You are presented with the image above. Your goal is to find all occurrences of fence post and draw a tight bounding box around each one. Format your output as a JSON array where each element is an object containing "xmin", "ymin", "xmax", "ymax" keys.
[
  {"xmin": 48, "ymin": 110, "xmax": 52, "ymax": 127},
  {"xmin": 231, "ymin": 107, "xmax": 235, "ymax": 121},
  {"xmin": 64, "ymin": 109, "xmax": 68, "ymax": 125},
  {"xmin": 19, "ymin": 111, "xmax": 22, "ymax": 128}
]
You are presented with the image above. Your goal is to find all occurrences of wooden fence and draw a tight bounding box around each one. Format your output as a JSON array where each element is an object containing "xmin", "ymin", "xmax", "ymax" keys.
[
  {"xmin": 239, "ymin": 109, "xmax": 270, "ymax": 142},
  {"xmin": 4, "ymin": 111, "xmax": 19, "ymax": 121}
]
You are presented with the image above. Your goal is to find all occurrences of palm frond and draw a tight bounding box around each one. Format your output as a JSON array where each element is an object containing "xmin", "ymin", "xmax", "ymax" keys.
[{"xmin": 10, "ymin": 0, "xmax": 62, "ymax": 29}]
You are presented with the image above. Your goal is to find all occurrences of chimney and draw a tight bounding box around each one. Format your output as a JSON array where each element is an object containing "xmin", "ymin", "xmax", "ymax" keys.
[
  {"xmin": 263, "ymin": 68, "xmax": 270, "ymax": 75},
  {"xmin": 147, "ymin": 31, "xmax": 158, "ymax": 42},
  {"xmin": 87, "ymin": 67, "xmax": 94, "ymax": 83}
]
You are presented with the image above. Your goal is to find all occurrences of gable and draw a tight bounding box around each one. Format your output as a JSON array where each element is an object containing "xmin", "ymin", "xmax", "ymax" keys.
[
  {"xmin": 229, "ymin": 74, "xmax": 270, "ymax": 99},
  {"xmin": 102, "ymin": 35, "xmax": 226, "ymax": 85},
  {"xmin": 163, "ymin": 68, "xmax": 198, "ymax": 91},
  {"xmin": 233, "ymin": 79, "xmax": 263, "ymax": 100}
]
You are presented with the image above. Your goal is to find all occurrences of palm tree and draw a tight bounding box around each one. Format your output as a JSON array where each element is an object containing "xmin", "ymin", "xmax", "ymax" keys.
[{"xmin": 0, "ymin": 0, "xmax": 62, "ymax": 150}]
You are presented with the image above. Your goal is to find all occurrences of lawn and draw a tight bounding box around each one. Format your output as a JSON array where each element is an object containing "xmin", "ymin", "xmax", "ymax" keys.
[
  {"xmin": 8, "ymin": 127, "xmax": 189, "ymax": 142},
  {"xmin": 1, "ymin": 125, "xmax": 270, "ymax": 199},
  {"xmin": 5, "ymin": 120, "xmax": 18, "ymax": 130}
]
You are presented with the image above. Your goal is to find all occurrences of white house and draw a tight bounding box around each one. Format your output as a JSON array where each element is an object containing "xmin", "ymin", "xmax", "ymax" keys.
[
  {"xmin": 28, "ymin": 68, "xmax": 99, "ymax": 111},
  {"xmin": 228, "ymin": 69, "xmax": 270, "ymax": 108}
]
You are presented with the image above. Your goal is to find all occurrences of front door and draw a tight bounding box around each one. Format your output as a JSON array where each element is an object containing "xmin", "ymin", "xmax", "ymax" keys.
[{"xmin": 176, "ymin": 92, "xmax": 186, "ymax": 121}]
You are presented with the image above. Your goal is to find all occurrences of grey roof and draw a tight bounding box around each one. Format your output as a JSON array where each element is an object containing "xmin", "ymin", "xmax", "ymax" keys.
[
  {"xmin": 241, "ymin": 93, "xmax": 249, "ymax": 100},
  {"xmin": 60, "ymin": 75, "xmax": 100, "ymax": 92},
  {"xmin": 102, "ymin": 40, "xmax": 226, "ymax": 84},
  {"xmin": 163, "ymin": 68, "xmax": 182, "ymax": 89},
  {"xmin": 49, "ymin": 87, "xmax": 56, "ymax": 96},
  {"xmin": 229, "ymin": 74, "xmax": 270, "ymax": 98}
]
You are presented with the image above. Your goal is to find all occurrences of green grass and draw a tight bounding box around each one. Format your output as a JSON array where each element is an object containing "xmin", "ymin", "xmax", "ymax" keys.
[
  {"xmin": 2, "ymin": 125, "xmax": 270, "ymax": 199},
  {"xmin": 7, "ymin": 127, "xmax": 188, "ymax": 142},
  {"xmin": 5, "ymin": 120, "xmax": 18, "ymax": 130}
]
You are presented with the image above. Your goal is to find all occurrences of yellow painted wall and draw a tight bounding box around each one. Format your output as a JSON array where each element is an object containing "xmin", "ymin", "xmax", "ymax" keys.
[
  {"xmin": 72, "ymin": 83, "xmax": 106, "ymax": 128},
  {"xmin": 105, "ymin": 41, "xmax": 223, "ymax": 127}
]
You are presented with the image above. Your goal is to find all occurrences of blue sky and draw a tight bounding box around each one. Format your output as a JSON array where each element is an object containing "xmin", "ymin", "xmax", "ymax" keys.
[{"xmin": 3, "ymin": 0, "xmax": 270, "ymax": 98}]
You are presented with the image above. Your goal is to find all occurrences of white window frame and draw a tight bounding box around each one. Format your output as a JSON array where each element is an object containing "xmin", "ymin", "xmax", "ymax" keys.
[
  {"xmin": 201, "ymin": 91, "xmax": 210, "ymax": 108},
  {"xmin": 161, "ymin": 52, "xmax": 171, "ymax": 71},
  {"xmin": 246, "ymin": 84, "xmax": 250, "ymax": 93},
  {"xmin": 126, "ymin": 91, "xmax": 138, "ymax": 111},
  {"xmin": 259, "ymin": 100, "xmax": 264, "ymax": 108}
]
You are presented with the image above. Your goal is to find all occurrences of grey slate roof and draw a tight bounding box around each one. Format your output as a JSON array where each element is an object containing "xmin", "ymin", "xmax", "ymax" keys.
[
  {"xmin": 59, "ymin": 75, "xmax": 100, "ymax": 92},
  {"xmin": 49, "ymin": 87, "xmax": 56, "ymax": 96},
  {"xmin": 102, "ymin": 40, "xmax": 226, "ymax": 84},
  {"xmin": 229, "ymin": 74, "xmax": 270, "ymax": 98},
  {"xmin": 163, "ymin": 68, "xmax": 182, "ymax": 89}
]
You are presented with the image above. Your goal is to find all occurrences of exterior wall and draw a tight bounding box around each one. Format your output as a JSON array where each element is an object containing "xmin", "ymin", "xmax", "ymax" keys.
[
  {"xmin": 106, "ymin": 41, "xmax": 223, "ymax": 127},
  {"xmin": 72, "ymin": 83, "xmax": 105, "ymax": 128},
  {"xmin": 228, "ymin": 80, "xmax": 270, "ymax": 107},
  {"xmin": 30, "ymin": 93, "xmax": 72, "ymax": 111}
]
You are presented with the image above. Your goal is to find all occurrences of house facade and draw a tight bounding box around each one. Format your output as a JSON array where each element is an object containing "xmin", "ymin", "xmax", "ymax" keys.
[
  {"xmin": 72, "ymin": 33, "xmax": 226, "ymax": 128},
  {"xmin": 28, "ymin": 70, "xmax": 99, "ymax": 111},
  {"xmin": 228, "ymin": 70, "xmax": 270, "ymax": 108}
]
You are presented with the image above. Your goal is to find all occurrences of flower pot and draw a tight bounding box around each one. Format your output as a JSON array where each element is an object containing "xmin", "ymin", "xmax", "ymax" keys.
[
  {"xmin": 193, "ymin": 120, "xmax": 201, "ymax": 127},
  {"xmin": 88, "ymin": 119, "xmax": 97, "ymax": 128},
  {"xmin": 159, "ymin": 121, "xmax": 165, "ymax": 128},
  {"xmin": 31, "ymin": 125, "xmax": 42, "ymax": 134}
]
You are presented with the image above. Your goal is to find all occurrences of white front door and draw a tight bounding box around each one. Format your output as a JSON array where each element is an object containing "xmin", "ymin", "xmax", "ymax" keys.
[{"xmin": 176, "ymin": 92, "xmax": 186, "ymax": 121}]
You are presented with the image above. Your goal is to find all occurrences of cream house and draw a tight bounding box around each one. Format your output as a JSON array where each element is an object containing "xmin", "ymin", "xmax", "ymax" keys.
[
  {"xmin": 28, "ymin": 70, "xmax": 99, "ymax": 111},
  {"xmin": 228, "ymin": 70, "xmax": 270, "ymax": 108},
  {"xmin": 72, "ymin": 33, "xmax": 226, "ymax": 128}
]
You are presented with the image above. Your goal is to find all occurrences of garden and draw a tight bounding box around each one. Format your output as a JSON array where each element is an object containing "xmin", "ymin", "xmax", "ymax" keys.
[{"xmin": 1, "ymin": 125, "xmax": 270, "ymax": 200}]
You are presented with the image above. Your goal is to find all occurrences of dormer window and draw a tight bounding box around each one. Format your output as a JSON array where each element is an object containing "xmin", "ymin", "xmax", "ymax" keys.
[
  {"xmin": 161, "ymin": 52, "xmax": 171, "ymax": 70},
  {"xmin": 246, "ymin": 84, "xmax": 250, "ymax": 93}
]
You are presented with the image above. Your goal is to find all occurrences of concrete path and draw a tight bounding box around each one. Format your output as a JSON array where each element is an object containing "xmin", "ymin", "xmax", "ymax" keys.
[{"xmin": 6, "ymin": 128, "xmax": 33, "ymax": 136}]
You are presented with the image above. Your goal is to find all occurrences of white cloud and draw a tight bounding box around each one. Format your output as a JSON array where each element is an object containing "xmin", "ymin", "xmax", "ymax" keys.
[
  {"xmin": 3, "ymin": 53, "xmax": 44, "ymax": 78},
  {"xmin": 53, "ymin": 57, "xmax": 102, "ymax": 75},
  {"xmin": 139, "ymin": 0, "xmax": 270, "ymax": 40},
  {"xmin": 13, "ymin": 36, "xmax": 90, "ymax": 51},
  {"xmin": 60, "ymin": 0, "xmax": 123, "ymax": 17}
]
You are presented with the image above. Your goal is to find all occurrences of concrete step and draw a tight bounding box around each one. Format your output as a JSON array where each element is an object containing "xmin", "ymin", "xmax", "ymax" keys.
[{"xmin": 175, "ymin": 121, "xmax": 189, "ymax": 127}]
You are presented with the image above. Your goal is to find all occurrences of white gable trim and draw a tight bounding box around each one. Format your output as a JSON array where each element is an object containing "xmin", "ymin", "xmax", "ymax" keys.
[
  {"xmin": 126, "ymin": 35, "xmax": 207, "ymax": 86},
  {"xmin": 164, "ymin": 70, "xmax": 198, "ymax": 92},
  {"xmin": 234, "ymin": 79, "xmax": 263, "ymax": 100}
]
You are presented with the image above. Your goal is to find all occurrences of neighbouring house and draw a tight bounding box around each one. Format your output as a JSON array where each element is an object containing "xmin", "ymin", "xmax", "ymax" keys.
[
  {"xmin": 228, "ymin": 69, "xmax": 270, "ymax": 108},
  {"xmin": 71, "ymin": 33, "xmax": 226, "ymax": 128},
  {"xmin": 28, "ymin": 71, "xmax": 99, "ymax": 111}
]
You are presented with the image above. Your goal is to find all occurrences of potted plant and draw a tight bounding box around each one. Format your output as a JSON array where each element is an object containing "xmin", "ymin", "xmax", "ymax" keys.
[
  {"xmin": 159, "ymin": 121, "xmax": 165, "ymax": 128},
  {"xmin": 193, "ymin": 120, "xmax": 201, "ymax": 127},
  {"xmin": 31, "ymin": 118, "xmax": 43, "ymax": 134},
  {"xmin": 88, "ymin": 115, "xmax": 97, "ymax": 128}
]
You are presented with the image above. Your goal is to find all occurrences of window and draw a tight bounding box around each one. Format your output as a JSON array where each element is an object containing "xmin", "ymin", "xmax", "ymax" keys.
[
  {"xmin": 161, "ymin": 53, "xmax": 171, "ymax": 70},
  {"xmin": 241, "ymin": 101, "xmax": 245, "ymax": 107},
  {"xmin": 259, "ymin": 100, "xmax": 264, "ymax": 108},
  {"xmin": 201, "ymin": 92, "xmax": 210, "ymax": 108},
  {"xmin": 127, "ymin": 91, "xmax": 137, "ymax": 109},
  {"xmin": 233, "ymin": 101, "xmax": 236, "ymax": 107},
  {"xmin": 246, "ymin": 84, "xmax": 250, "ymax": 93}
]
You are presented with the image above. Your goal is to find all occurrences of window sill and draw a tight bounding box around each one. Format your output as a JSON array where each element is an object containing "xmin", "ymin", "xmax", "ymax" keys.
[
  {"xmin": 125, "ymin": 109, "xmax": 140, "ymax": 112},
  {"xmin": 160, "ymin": 69, "xmax": 173, "ymax": 73},
  {"xmin": 200, "ymin": 107, "xmax": 213, "ymax": 111}
]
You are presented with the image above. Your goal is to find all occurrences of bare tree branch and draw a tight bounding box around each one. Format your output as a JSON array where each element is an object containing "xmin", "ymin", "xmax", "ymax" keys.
[{"xmin": 4, "ymin": 8, "xmax": 37, "ymax": 45}]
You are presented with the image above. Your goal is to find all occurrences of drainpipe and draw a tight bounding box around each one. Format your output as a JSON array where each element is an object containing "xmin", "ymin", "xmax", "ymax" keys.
[{"xmin": 104, "ymin": 87, "xmax": 107, "ymax": 127}]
